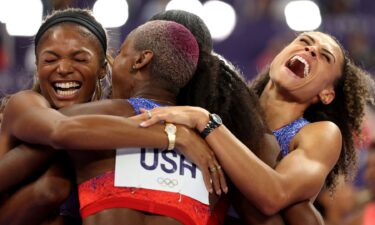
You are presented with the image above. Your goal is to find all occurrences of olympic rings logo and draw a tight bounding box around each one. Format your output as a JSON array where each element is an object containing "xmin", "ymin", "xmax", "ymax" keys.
[{"xmin": 157, "ymin": 177, "xmax": 178, "ymax": 188}]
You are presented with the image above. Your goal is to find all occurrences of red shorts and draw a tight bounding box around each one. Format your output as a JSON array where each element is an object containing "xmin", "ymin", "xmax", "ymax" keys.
[{"xmin": 78, "ymin": 171, "xmax": 227, "ymax": 225}]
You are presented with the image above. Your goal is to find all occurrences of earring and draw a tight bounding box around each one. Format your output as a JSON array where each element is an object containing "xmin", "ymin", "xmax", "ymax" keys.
[
  {"xmin": 132, "ymin": 65, "xmax": 136, "ymax": 70},
  {"xmin": 91, "ymin": 79, "xmax": 103, "ymax": 101}
]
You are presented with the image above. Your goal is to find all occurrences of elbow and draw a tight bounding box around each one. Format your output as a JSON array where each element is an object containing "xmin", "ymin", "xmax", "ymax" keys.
[{"xmin": 255, "ymin": 191, "xmax": 288, "ymax": 216}]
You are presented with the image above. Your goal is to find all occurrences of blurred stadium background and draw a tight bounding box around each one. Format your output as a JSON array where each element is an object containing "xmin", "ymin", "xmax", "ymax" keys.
[{"xmin": 0, "ymin": 0, "xmax": 374, "ymax": 94}]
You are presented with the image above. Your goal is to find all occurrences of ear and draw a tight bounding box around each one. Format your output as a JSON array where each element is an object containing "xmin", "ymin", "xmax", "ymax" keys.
[
  {"xmin": 98, "ymin": 61, "xmax": 108, "ymax": 79},
  {"xmin": 318, "ymin": 88, "xmax": 335, "ymax": 105},
  {"xmin": 132, "ymin": 50, "xmax": 154, "ymax": 70}
]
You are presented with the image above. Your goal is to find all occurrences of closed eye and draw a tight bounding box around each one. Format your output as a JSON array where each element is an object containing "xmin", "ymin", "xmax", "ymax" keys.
[
  {"xmin": 75, "ymin": 58, "xmax": 87, "ymax": 63},
  {"xmin": 322, "ymin": 54, "xmax": 331, "ymax": 63},
  {"xmin": 44, "ymin": 59, "xmax": 57, "ymax": 63},
  {"xmin": 299, "ymin": 38, "xmax": 310, "ymax": 45}
]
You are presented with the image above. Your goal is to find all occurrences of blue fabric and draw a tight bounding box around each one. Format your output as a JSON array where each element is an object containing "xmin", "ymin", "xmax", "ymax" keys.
[
  {"xmin": 272, "ymin": 118, "xmax": 309, "ymax": 157},
  {"xmin": 127, "ymin": 97, "xmax": 162, "ymax": 115}
]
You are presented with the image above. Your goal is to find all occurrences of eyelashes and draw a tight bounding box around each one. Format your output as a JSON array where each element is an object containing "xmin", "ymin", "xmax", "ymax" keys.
[{"xmin": 299, "ymin": 38, "xmax": 331, "ymax": 63}]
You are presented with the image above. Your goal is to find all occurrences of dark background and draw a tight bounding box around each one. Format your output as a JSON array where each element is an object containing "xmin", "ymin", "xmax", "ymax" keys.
[{"xmin": 0, "ymin": 0, "xmax": 374, "ymax": 96}]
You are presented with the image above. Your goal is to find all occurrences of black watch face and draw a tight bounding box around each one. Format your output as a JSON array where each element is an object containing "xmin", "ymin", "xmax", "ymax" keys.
[{"xmin": 211, "ymin": 114, "xmax": 222, "ymax": 124}]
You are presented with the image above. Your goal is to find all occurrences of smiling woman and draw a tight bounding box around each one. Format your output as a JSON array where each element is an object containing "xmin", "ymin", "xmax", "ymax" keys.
[
  {"xmin": 0, "ymin": 8, "xmax": 110, "ymax": 225},
  {"xmin": 0, "ymin": 14, "xmax": 227, "ymax": 225},
  {"xmin": 34, "ymin": 23, "xmax": 106, "ymax": 109},
  {"xmin": 31, "ymin": 10, "xmax": 109, "ymax": 109}
]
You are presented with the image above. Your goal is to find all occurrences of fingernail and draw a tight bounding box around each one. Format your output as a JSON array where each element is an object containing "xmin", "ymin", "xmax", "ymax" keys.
[
  {"xmin": 223, "ymin": 187, "xmax": 228, "ymax": 193},
  {"xmin": 209, "ymin": 188, "xmax": 213, "ymax": 193},
  {"xmin": 140, "ymin": 122, "xmax": 146, "ymax": 127},
  {"xmin": 216, "ymin": 190, "xmax": 221, "ymax": 195}
]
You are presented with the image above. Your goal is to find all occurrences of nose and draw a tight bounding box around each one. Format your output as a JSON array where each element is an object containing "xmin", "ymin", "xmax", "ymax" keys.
[
  {"xmin": 57, "ymin": 59, "xmax": 73, "ymax": 76},
  {"xmin": 304, "ymin": 46, "xmax": 317, "ymax": 57}
]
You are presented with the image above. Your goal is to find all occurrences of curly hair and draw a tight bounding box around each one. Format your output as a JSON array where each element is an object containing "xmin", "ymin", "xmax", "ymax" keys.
[
  {"xmin": 149, "ymin": 10, "xmax": 266, "ymax": 151},
  {"xmin": 130, "ymin": 20, "xmax": 199, "ymax": 95},
  {"xmin": 250, "ymin": 35, "xmax": 375, "ymax": 189}
]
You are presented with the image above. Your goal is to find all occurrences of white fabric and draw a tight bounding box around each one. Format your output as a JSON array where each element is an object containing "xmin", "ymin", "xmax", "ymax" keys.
[{"xmin": 115, "ymin": 147, "xmax": 209, "ymax": 204}]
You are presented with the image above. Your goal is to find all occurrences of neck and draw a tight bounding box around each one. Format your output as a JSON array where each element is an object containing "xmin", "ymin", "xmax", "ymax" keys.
[
  {"xmin": 129, "ymin": 73, "xmax": 177, "ymax": 106},
  {"xmin": 132, "ymin": 89, "xmax": 176, "ymax": 106},
  {"xmin": 260, "ymin": 81, "xmax": 308, "ymax": 130}
]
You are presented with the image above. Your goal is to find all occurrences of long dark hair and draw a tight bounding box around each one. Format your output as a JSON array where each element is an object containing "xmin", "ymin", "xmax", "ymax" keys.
[{"xmin": 150, "ymin": 10, "xmax": 267, "ymax": 151}]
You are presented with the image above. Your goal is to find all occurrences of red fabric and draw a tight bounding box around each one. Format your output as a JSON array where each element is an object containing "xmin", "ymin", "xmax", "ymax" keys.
[
  {"xmin": 78, "ymin": 171, "xmax": 227, "ymax": 225},
  {"xmin": 363, "ymin": 202, "xmax": 375, "ymax": 225}
]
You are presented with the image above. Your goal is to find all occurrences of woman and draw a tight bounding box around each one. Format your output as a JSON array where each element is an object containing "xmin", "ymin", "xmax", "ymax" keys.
[
  {"xmin": 150, "ymin": 10, "xmax": 324, "ymax": 225},
  {"xmin": 0, "ymin": 8, "xmax": 110, "ymax": 225},
  {"xmin": 137, "ymin": 31, "xmax": 375, "ymax": 217},
  {"xmin": 1, "ymin": 18, "xmax": 229, "ymax": 225}
]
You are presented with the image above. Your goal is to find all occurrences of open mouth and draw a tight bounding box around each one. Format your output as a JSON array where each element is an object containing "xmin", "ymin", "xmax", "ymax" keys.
[
  {"xmin": 52, "ymin": 81, "xmax": 82, "ymax": 97},
  {"xmin": 286, "ymin": 55, "xmax": 310, "ymax": 78}
]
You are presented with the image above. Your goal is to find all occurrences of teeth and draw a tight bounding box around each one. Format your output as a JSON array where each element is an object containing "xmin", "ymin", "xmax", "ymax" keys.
[
  {"xmin": 56, "ymin": 89, "xmax": 79, "ymax": 96},
  {"xmin": 290, "ymin": 55, "xmax": 310, "ymax": 77},
  {"xmin": 54, "ymin": 82, "xmax": 80, "ymax": 89}
]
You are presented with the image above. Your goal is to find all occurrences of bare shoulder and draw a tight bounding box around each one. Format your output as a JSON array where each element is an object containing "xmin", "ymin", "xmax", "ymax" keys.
[
  {"xmin": 297, "ymin": 121, "xmax": 342, "ymax": 142},
  {"xmin": 6, "ymin": 90, "xmax": 50, "ymax": 109},
  {"xmin": 2, "ymin": 90, "xmax": 50, "ymax": 127},
  {"xmin": 293, "ymin": 121, "xmax": 342, "ymax": 163}
]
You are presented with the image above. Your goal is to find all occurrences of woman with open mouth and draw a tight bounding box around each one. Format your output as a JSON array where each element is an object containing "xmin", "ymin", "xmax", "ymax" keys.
[
  {"xmin": 0, "ymin": 8, "xmax": 111, "ymax": 225},
  {"xmin": 136, "ymin": 31, "xmax": 375, "ymax": 223}
]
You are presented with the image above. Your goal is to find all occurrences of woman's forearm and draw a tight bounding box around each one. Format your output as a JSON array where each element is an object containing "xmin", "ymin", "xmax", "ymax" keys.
[
  {"xmin": 50, "ymin": 115, "xmax": 168, "ymax": 150},
  {"xmin": 204, "ymin": 125, "xmax": 286, "ymax": 215},
  {"xmin": 0, "ymin": 144, "xmax": 56, "ymax": 192}
]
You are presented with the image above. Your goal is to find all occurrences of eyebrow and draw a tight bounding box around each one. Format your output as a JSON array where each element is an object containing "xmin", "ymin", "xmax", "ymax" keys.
[
  {"xmin": 71, "ymin": 50, "xmax": 91, "ymax": 57},
  {"xmin": 41, "ymin": 50, "xmax": 59, "ymax": 57},
  {"xmin": 42, "ymin": 50, "xmax": 90, "ymax": 57},
  {"xmin": 301, "ymin": 34, "xmax": 336, "ymax": 63}
]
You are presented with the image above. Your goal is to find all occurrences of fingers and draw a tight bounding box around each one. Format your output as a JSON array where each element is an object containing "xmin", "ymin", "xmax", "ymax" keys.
[
  {"xmin": 208, "ymin": 161, "xmax": 228, "ymax": 196},
  {"xmin": 146, "ymin": 110, "xmax": 152, "ymax": 119},
  {"xmin": 139, "ymin": 108, "xmax": 166, "ymax": 127},
  {"xmin": 209, "ymin": 163, "xmax": 221, "ymax": 195},
  {"xmin": 216, "ymin": 165, "xmax": 228, "ymax": 194},
  {"xmin": 202, "ymin": 165, "xmax": 213, "ymax": 194},
  {"xmin": 139, "ymin": 106, "xmax": 197, "ymax": 128},
  {"xmin": 198, "ymin": 155, "xmax": 228, "ymax": 196}
]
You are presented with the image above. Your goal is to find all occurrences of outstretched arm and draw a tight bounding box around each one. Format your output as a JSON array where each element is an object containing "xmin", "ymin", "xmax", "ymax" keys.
[
  {"xmin": 138, "ymin": 106, "xmax": 342, "ymax": 215},
  {"xmin": 1, "ymin": 91, "xmax": 168, "ymax": 150},
  {"xmin": 1, "ymin": 91, "xmax": 226, "ymax": 193}
]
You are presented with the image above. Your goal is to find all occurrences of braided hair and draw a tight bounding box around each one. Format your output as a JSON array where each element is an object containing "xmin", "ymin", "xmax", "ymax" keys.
[{"xmin": 150, "ymin": 10, "xmax": 266, "ymax": 151}]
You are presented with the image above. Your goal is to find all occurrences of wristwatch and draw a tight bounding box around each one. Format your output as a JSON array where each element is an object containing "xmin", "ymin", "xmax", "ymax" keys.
[
  {"xmin": 164, "ymin": 123, "xmax": 176, "ymax": 150},
  {"xmin": 200, "ymin": 113, "xmax": 222, "ymax": 138}
]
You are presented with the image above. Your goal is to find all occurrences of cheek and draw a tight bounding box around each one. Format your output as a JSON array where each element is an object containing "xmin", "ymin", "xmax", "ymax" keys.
[
  {"xmin": 79, "ymin": 67, "xmax": 101, "ymax": 98},
  {"xmin": 83, "ymin": 75, "xmax": 98, "ymax": 95},
  {"xmin": 36, "ymin": 72, "xmax": 50, "ymax": 92}
]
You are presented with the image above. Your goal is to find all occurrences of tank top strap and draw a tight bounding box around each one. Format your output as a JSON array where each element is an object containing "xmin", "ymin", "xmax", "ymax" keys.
[
  {"xmin": 272, "ymin": 117, "xmax": 309, "ymax": 157},
  {"xmin": 127, "ymin": 97, "xmax": 162, "ymax": 115}
]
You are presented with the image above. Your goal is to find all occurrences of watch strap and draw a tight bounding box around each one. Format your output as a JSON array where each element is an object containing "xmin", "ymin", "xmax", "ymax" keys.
[{"xmin": 200, "ymin": 114, "xmax": 222, "ymax": 138}]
